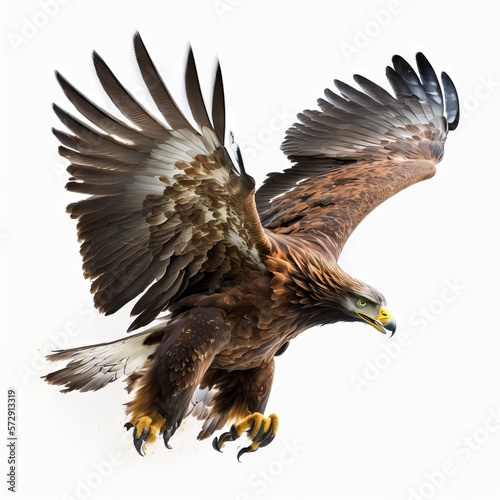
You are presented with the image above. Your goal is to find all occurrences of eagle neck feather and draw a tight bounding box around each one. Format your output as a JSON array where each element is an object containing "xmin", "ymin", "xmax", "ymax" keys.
[{"xmin": 266, "ymin": 233, "xmax": 362, "ymax": 328}]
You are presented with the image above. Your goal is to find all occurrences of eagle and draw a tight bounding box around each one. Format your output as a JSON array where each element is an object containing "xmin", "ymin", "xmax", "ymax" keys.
[{"xmin": 45, "ymin": 33, "xmax": 459, "ymax": 460}]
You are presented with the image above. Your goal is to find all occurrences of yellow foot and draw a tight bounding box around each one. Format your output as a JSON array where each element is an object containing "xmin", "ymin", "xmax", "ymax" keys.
[
  {"xmin": 212, "ymin": 412, "xmax": 279, "ymax": 461},
  {"xmin": 124, "ymin": 414, "xmax": 166, "ymax": 456}
]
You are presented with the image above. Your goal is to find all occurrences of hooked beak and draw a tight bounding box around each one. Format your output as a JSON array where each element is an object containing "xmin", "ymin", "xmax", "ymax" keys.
[{"xmin": 355, "ymin": 306, "xmax": 397, "ymax": 337}]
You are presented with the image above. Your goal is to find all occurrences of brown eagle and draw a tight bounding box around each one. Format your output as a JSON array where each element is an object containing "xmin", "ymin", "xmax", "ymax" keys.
[{"xmin": 45, "ymin": 33, "xmax": 459, "ymax": 460}]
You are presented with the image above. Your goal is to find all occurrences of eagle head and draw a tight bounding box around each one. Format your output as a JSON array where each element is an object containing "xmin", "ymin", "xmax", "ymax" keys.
[
  {"xmin": 284, "ymin": 239, "xmax": 397, "ymax": 336},
  {"xmin": 341, "ymin": 284, "xmax": 397, "ymax": 337}
]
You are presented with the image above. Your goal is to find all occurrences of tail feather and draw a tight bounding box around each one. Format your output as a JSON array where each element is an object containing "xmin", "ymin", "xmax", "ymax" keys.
[{"xmin": 44, "ymin": 322, "xmax": 165, "ymax": 393}]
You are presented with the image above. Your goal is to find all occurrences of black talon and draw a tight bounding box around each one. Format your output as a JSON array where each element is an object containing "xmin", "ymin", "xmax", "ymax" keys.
[
  {"xmin": 237, "ymin": 445, "xmax": 256, "ymax": 462},
  {"xmin": 258, "ymin": 430, "xmax": 276, "ymax": 449},
  {"xmin": 251, "ymin": 420, "xmax": 267, "ymax": 442},
  {"xmin": 124, "ymin": 422, "xmax": 134, "ymax": 431},
  {"xmin": 163, "ymin": 429, "xmax": 173, "ymax": 450},
  {"xmin": 133, "ymin": 427, "xmax": 150, "ymax": 456},
  {"xmin": 162, "ymin": 422, "xmax": 179, "ymax": 450},
  {"xmin": 212, "ymin": 436, "xmax": 223, "ymax": 452},
  {"xmin": 212, "ymin": 429, "xmax": 234, "ymax": 452},
  {"xmin": 212, "ymin": 414, "xmax": 279, "ymax": 460},
  {"xmin": 230, "ymin": 424, "xmax": 240, "ymax": 440}
]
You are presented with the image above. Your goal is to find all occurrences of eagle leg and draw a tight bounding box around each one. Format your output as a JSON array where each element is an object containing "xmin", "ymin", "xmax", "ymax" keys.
[
  {"xmin": 125, "ymin": 307, "xmax": 232, "ymax": 456},
  {"xmin": 212, "ymin": 412, "xmax": 279, "ymax": 461},
  {"xmin": 125, "ymin": 413, "xmax": 166, "ymax": 456}
]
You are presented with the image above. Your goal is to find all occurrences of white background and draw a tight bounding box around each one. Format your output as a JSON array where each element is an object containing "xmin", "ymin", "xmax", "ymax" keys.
[{"xmin": 1, "ymin": 1, "xmax": 499, "ymax": 499}]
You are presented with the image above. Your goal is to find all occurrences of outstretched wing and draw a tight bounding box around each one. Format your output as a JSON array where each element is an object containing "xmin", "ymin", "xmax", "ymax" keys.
[
  {"xmin": 54, "ymin": 33, "xmax": 269, "ymax": 332},
  {"xmin": 257, "ymin": 53, "xmax": 459, "ymax": 258}
]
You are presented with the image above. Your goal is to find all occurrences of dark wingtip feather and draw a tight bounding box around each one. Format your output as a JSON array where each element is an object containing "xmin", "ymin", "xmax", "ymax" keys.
[
  {"xmin": 211, "ymin": 61, "xmax": 226, "ymax": 144},
  {"xmin": 52, "ymin": 102, "xmax": 65, "ymax": 121},
  {"xmin": 133, "ymin": 30, "xmax": 141, "ymax": 44},
  {"xmin": 415, "ymin": 52, "xmax": 443, "ymax": 110},
  {"xmin": 185, "ymin": 48, "xmax": 212, "ymax": 130},
  {"xmin": 54, "ymin": 71, "xmax": 74, "ymax": 97},
  {"xmin": 91, "ymin": 49, "xmax": 102, "ymax": 65},
  {"xmin": 133, "ymin": 31, "xmax": 194, "ymax": 131},
  {"xmin": 441, "ymin": 71, "xmax": 460, "ymax": 130},
  {"xmin": 132, "ymin": 31, "xmax": 145, "ymax": 58},
  {"xmin": 392, "ymin": 54, "xmax": 428, "ymax": 101},
  {"xmin": 54, "ymin": 69, "xmax": 64, "ymax": 84},
  {"xmin": 390, "ymin": 53, "xmax": 459, "ymax": 131},
  {"xmin": 92, "ymin": 45, "xmax": 168, "ymax": 137},
  {"xmin": 52, "ymin": 128, "xmax": 79, "ymax": 151},
  {"xmin": 352, "ymin": 74, "xmax": 396, "ymax": 104},
  {"xmin": 385, "ymin": 65, "xmax": 412, "ymax": 98},
  {"xmin": 132, "ymin": 32, "xmax": 148, "ymax": 64},
  {"xmin": 91, "ymin": 49, "xmax": 114, "ymax": 81},
  {"xmin": 91, "ymin": 50, "xmax": 110, "ymax": 79}
]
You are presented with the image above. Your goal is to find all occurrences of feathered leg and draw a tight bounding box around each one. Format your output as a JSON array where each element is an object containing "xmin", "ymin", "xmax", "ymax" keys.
[
  {"xmin": 197, "ymin": 361, "xmax": 278, "ymax": 460},
  {"xmin": 126, "ymin": 307, "xmax": 231, "ymax": 455}
]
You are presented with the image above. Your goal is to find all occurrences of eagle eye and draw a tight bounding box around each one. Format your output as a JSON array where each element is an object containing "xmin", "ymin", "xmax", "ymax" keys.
[{"xmin": 356, "ymin": 298, "xmax": 367, "ymax": 308}]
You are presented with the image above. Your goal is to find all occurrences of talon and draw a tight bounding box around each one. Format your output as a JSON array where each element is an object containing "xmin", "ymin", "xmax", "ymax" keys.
[
  {"xmin": 128, "ymin": 414, "xmax": 166, "ymax": 456},
  {"xmin": 212, "ymin": 436, "xmax": 224, "ymax": 452},
  {"xmin": 237, "ymin": 441, "xmax": 260, "ymax": 462},
  {"xmin": 164, "ymin": 437, "xmax": 172, "ymax": 450},
  {"xmin": 133, "ymin": 416, "xmax": 152, "ymax": 456},
  {"xmin": 163, "ymin": 422, "xmax": 179, "ymax": 450},
  {"xmin": 212, "ymin": 413, "xmax": 279, "ymax": 460},
  {"xmin": 258, "ymin": 428, "xmax": 277, "ymax": 449},
  {"xmin": 134, "ymin": 427, "xmax": 150, "ymax": 456},
  {"xmin": 212, "ymin": 425, "xmax": 238, "ymax": 452}
]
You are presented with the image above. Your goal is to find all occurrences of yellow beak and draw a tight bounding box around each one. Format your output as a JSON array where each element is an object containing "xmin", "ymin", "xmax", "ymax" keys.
[{"xmin": 355, "ymin": 306, "xmax": 397, "ymax": 336}]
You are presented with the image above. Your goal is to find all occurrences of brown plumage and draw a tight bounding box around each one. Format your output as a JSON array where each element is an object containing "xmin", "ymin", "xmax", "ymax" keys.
[{"xmin": 45, "ymin": 33, "xmax": 459, "ymax": 457}]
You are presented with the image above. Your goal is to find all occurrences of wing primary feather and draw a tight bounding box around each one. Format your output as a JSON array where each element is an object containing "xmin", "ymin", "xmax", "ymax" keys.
[
  {"xmin": 415, "ymin": 52, "xmax": 444, "ymax": 110},
  {"xmin": 56, "ymin": 36, "xmax": 267, "ymax": 333},
  {"xmin": 92, "ymin": 50, "xmax": 168, "ymax": 138},
  {"xmin": 52, "ymin": 114, "xmax": 146, "ymax": 164},
  {"xmin": 185, "ymin": 48, "xmax": 212, "ymax": 130},
  {"xmin": 352, "ymin": 74, "xmax": 396, "ymax": 105},
  {"xmin": 133, "ymin": 32, "xmax": 196, "ymax": 132},
  {"xmin": 54, "ymin": 71, "xmax": 156, "ymax": 150},
  {"xmin": 261, "ymin": 52, "xmax": 459, "ymax": 214},
  {"xmin": 441, "ymin": 71, "xmax": 460, "ymax": 130},
  {"xmin": 392, "ymin": 55, "xmax": 428, "ymax": 101},
  {"xmin": 52, "ymin": 128, "xmax": 79, "ymax": 150},
  {"xmin": 59, "ymin": 146, "xmax": 141, "ymax": 169},
  {"xmin": 211, "ymin": 61, "xmax": 226, "ymax": 143},
  {"xmin": 52, "ymin": 103, "xmax": 147, "ymax": 155},
  {"xmin": 385, "ymin": 65, "xmax": 412, "ymax": 98},
  {"xmin": 333, "ymin": 79, "xmax": 386, "ymax": 110}
]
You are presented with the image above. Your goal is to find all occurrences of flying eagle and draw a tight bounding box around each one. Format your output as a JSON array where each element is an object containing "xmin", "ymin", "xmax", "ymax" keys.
[{"xmin": 45, "ymin": 33, "xmax": 459, "ymax": 459}]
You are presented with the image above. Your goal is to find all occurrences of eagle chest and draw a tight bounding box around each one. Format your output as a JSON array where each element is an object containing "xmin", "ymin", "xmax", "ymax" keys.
[{"xmin": 202, "ymin": 273, "xmax": 294, "ymax": 370}]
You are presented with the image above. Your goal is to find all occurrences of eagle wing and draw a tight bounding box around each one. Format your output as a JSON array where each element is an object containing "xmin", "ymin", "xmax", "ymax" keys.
[
  {"xmin": 54, "ymin": 33, "xmax": 268, "ymax": 332},
  {"xmin": 257, "ymin": 53, "xmax": 459, "ymax": 258}
]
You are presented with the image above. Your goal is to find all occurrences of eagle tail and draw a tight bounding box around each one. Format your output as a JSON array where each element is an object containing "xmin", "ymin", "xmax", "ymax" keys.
[{"xmin": 44, "ymin": 322, "xmax": 165, "ymax": 393}]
